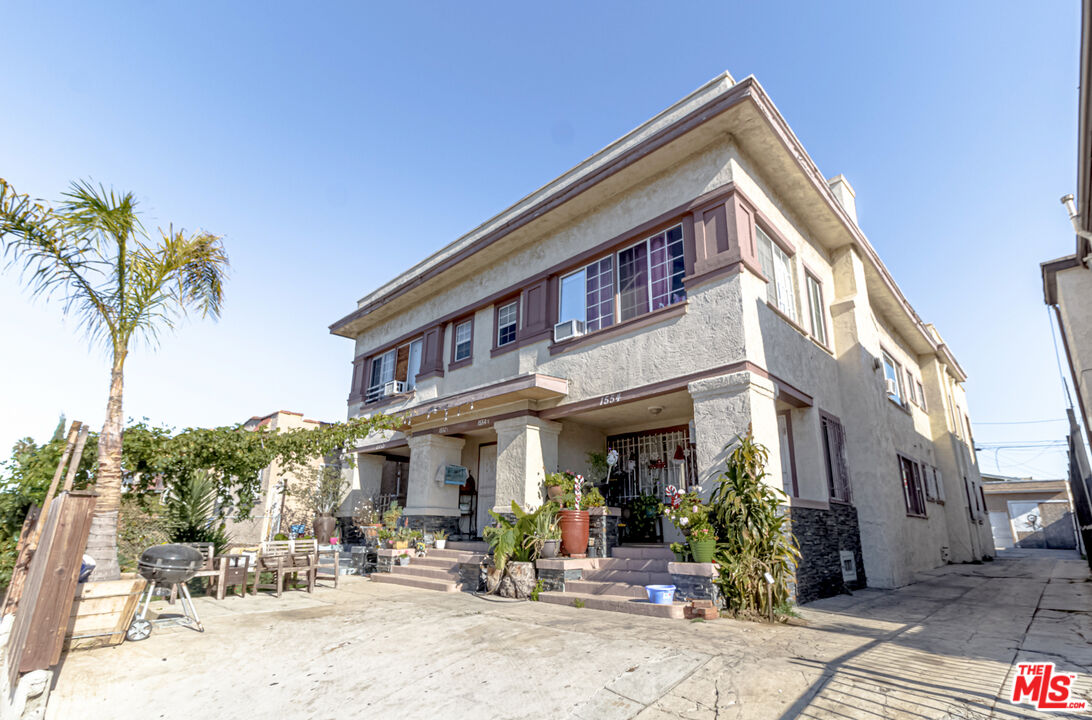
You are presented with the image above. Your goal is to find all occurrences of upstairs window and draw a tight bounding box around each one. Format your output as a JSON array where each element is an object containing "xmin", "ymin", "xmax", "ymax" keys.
[
  {"xmin": 756, "ymin": 226, "xmax": 797, "ymax": 321},
  {"xmin": 453, "ymin": 320, "xmax": 472, "ymax": 363},
  {"xmin": 497, "ymin": 301, "xmax": 518, "ymax": 346},
  {"xmin": 916, "ymin": 380, "xmax": 927, "ymax": 411},
  {"xmin": 821, "ymin": 413, "xmax": 851, "ymax": 502},
  {"xmin": 882, "ymin": 351, "xmax": 904, "ymax": 405},
  {"xmin": 899, "ymin": 455, "xmax": 927, "ymax": 517},
  {"xmin": 556, "ymin": 225, "xmax": 685, "ymax": 335},
  {"xmin": 805, "ymin": 272, "xmax": 826, "ymax": 345},
  {"xmin": 365, "ymin": 337, "xmax": 423, "ymax": 402}
]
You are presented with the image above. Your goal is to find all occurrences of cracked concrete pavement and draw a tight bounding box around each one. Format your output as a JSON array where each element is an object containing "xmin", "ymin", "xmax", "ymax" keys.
[{"xmin": 46, "ymin": 549, "xmax": 1090, "ymax": 719}]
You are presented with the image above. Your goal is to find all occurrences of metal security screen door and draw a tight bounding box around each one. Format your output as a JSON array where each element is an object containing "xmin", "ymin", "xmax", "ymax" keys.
[{"xmin": 606, "ymin": 426, "xmax": 696, "ymax": 504}]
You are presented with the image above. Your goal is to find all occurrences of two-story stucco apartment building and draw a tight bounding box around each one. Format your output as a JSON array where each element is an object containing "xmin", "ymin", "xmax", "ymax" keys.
[{"xmin": 331, "ymin": 72, "xmax": 993, "ymax": 599}]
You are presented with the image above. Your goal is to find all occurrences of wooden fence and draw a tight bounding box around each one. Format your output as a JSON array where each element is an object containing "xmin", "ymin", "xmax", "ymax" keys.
[{"xmin": 5, "ymin": 491, "xmax": 97, "ymax": 690}]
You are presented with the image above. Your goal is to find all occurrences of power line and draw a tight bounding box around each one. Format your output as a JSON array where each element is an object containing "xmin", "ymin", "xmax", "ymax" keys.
[{"xmin": 974, "ymin": 418, "xmax": 1067, "ymax": 425}]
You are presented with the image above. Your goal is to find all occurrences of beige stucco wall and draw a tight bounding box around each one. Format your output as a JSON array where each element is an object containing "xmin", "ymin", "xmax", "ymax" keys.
[
  {"xmin": 343, "ymin": 114, "xmax": 986, "ymax": 589},
  {"xmin": 1056, "ymin": 264, "xmax": 1092, "ymax": 433}
]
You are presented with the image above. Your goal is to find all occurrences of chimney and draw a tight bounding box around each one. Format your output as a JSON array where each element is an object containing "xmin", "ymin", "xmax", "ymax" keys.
[{"xmin": 827, "ymin": 174, "xmax": 857, "ymax": 225}]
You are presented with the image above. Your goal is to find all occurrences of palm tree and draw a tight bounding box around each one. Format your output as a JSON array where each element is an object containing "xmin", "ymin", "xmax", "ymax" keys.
[{"xmin": 0, "ymin": 178, "xmax": 229, "ymax": 580}]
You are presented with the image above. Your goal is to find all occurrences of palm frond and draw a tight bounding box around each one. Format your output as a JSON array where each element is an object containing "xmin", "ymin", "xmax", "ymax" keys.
[{"xmin": 0, "ymin": 178, "xmax": 117, "ymax": 345}]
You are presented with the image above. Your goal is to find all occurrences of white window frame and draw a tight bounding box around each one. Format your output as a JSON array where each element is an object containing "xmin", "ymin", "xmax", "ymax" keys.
[
  {"xmin": 882, "ymin": 350, "xmax": 904, "ymax": 405},
  {"xmin": 452, "ymin": 320, "xmax": 473, "ymax": 362},
  {"xmin": 405, "ymin": 338, "xmax": 423, "ymax": 390},
  {"xmin": 756, "ymin": 226, "xmax": 797, "ymax": 321},
  {"xmin": 366, "ymin": 349, "xmax": 396, "ymax": 402},
  {"xmin": 805, "ymin": 272, "xmax": 826, "ymax": 345},
  {"xmin": 497, "ymin": 301, "xmax": 518, "ymax": 346}
]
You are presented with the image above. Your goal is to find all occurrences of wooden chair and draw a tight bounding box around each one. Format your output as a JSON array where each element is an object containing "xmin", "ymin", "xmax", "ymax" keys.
[
  {"xmin": 255, "ymin": 539, "xmax": 318, "ymax": 598},
  {"xmin": 315, "ymin": 546, "xmax": 340, "ymax": 588},
  {"xmin": 210, "ymin": 554, "xmax": 252, "ymax": 599},
  {"xmin": 176, "ymin": 542, "xmax": 218, "ymax": 602}
]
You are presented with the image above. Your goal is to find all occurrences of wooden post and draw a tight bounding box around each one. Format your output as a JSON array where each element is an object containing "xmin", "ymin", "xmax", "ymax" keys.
[
  {"xmin": 62, "ymin": 424, "xmax": 90, "ymax": 493},
  {"xmin": 35, "ymin": 421, "xmax": 82, "ymax": 545}
]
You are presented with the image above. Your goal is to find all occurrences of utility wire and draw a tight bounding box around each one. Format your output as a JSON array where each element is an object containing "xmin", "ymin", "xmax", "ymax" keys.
[
  {"xmin": 1048, "ymin": 306, "xmax": 1075, "ymax": 411},
  {"xmin": 974, "ymin": 418, "xmax": 1067, "ymax": 425}
]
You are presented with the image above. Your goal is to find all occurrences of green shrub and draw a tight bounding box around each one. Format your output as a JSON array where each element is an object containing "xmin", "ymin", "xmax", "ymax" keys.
[{"xmin": 709, "ymin": 429, "xmax": 800, "ymax": 618}]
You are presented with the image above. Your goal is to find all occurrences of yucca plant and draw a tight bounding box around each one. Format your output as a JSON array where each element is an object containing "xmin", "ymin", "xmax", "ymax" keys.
[
  {"xmin": 709, "ymin": 428, "xmax": 800, "ymax": 617},
  {"xmin": 164, "ymin": 470, "xmax": 230, "ymax": 554}
]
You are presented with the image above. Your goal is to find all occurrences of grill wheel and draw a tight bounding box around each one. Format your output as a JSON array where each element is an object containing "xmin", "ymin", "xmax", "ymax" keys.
[{"xmin": 126, "ymin": 618, "xmax": 152, "ymax": 642}]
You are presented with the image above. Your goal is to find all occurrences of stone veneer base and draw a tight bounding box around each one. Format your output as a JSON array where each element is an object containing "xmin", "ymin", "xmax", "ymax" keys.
[{"xmin": 784, "ymin": 502, "xmax": 867, "ymax": 603}]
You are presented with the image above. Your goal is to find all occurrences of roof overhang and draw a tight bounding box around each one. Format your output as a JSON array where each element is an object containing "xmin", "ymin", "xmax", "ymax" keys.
[
  {"xmin": 330, "ymin": 72, "xmax": 966, "ymax": 381},
  {"xmin": 1078, "ymin": 0, "xmax": 1092, "ymax": 259}
]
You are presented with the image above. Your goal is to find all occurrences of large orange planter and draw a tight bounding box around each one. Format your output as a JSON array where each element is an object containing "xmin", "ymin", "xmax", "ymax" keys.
[{"xmin": 558, "ymin": 510, "xmax": 589, "ymax": 556}]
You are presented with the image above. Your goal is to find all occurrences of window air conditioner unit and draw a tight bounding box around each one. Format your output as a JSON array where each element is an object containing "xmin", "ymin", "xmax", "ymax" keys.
[
  {"xmin": 554, "ymin": 319, "xmax": 585, "ymax": 342},
  {"xmin": 382, "ymin": 380, "xmax": 406, "ymax": 397},
  {"xmin": 884, "ymin": 378, "xmax": 899, "ymax": 397}
]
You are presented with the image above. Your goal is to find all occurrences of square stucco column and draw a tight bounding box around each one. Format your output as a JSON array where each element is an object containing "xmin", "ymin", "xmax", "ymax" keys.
[
  {"xmin": 493, "ymin": 416, "xmax": 562, "ymax": 513},
  {"xmin": 338, "ymin": 452, "xmax": 386, "ymax": 517},
  {"xmin": 404, "ymin": 434, "xmax": 466, "ymax": 518},
  {"xmin": 688, "ymin": 370, "xmax": 781, "ymax": 491}
]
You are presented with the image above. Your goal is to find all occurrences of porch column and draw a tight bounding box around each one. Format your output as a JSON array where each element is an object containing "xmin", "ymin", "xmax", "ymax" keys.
[
  {"xmin": 404, "ymin": 434, "xmax": 466, "ymax": 521},
  {"xmin": 338, "ymin": 452, "xmax": 386, "ymax": 516},
  {"xmin": 688, "ymin": 370, "xmax": 781, "ymax": 491},
  {"xmin": 493, "ymin": 416, "xmax": 562, "ymax": 513}
]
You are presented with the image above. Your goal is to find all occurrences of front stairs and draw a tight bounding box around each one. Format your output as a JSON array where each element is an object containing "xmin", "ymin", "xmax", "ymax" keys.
[
  {"xmin": 370, "ymin": 541, "xmax": 486, "ymax": 593},
  {"xmin": 538, "ymin": 545, "xmax": 688, "ymax": 619}
]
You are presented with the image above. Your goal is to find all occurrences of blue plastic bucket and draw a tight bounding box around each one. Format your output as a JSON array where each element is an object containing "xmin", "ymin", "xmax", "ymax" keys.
[{"xmin": 645, "ymin": 584, "xmax": 676, "ymax": 605}]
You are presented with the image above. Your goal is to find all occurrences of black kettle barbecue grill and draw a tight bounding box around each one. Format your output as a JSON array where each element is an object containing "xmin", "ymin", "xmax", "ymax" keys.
[{"xmin": 126, "ymin": 544, "xmax": 206, "ymax": 641}]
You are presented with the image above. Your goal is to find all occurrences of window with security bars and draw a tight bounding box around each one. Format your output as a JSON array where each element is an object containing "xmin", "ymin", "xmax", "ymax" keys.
[
  {"xmin": 821, "ymin": 413, "xmax": 851, "ymax": 502},
  {"xmin": 606, "ymin": 427, "xmax": 697, "ymax": 505}
]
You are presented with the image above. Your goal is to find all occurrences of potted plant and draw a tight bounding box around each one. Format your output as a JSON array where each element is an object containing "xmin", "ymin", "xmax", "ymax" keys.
[
  {"xmin": 295, "ymin": 464, "xmax": 350, "ymax": 545},
  {"xmin": 482, "ymin": 502, "xmax": 553, "ymax": 598},
  {"xmin": 434, "ymin": 529, "xmax": 449, "ymax": 550},
  {"xmin": 543, "ymin": 472, "xmax": 570, "ymax": 502},
  {"xmin": 528, "ymin": 502, "xmax": 560, "ymax": 559},
  {"xmin": 352, "ymin": 496, "xmax": 383, "ymax": 544},
  {"xmin": 662, "ymin": 485, "xmax": 715, "ymax": 562},
  {"xmin": 554, "ymin": 471, "xmax": 591, "ymax": 556},
  {"xmin": 688, "ymin": 525, "xmax": 717, "ymax": 563}
]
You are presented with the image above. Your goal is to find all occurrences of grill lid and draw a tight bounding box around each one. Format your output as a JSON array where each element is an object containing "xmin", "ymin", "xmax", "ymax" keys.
[{"xmin": 139, "ymin": 543, "xmax": 204, "ymax": 569}]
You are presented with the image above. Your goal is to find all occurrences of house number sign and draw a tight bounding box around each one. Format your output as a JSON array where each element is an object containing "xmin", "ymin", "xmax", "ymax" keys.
[{"xmin": 599, "ymin": 392, "xmax": 623, "ymax": 406}]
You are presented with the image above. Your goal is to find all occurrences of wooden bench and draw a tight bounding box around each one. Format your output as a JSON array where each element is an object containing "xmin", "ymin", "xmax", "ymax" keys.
[
  {"xmin": 180, "ymin": 542, "xmax": 253, "ymax": 600},
  {"xmin": 255, "ymin": 540, "xmax": 318, "ymax": 597}
]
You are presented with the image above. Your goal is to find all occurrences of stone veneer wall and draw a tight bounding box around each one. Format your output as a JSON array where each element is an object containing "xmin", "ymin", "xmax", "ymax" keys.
[
  {"xmin": 784, "ymin": 503, "xmax": 867, "ymax": 603},
  {"xmin": 403, "ymin": 514, "xmax": 460, "ymax": 536},
  {"xmin": 589, "ymin": 508, "xmax": 620, "ymax": 558}
]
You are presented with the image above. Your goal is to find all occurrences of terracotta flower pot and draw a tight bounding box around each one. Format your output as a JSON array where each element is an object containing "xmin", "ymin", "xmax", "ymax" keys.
[
  {"xmin": 314, "ymin": 514, "xmax": 336, "ymax": 544},
  {"xmin": 689, "ymin": 537, "xmax": 716, "ymax": 563},
  {"xmin": 363, "ymin": 524, "xmax": 381, "ymax": 541},
  {"xmin": 558, "ymin": 510, "xmax": 589, "ymax": 556},
  {"xmin": 546, "ymin": 485, "xmax": 565, "ymax": 502}
]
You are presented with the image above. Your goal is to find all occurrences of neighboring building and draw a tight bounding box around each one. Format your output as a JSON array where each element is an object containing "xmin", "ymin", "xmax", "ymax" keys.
[
  {"xmin": 331, "ymin": 71, "xmax": 993, "ymax": 599},
  {"xmin": 224, "ymin": 410, "xmax": 329, "ymax": 543},
  {"xmin": 981, "ymin": 473, "xmax": 1079, "ymax": 551},
  {"xmin": 1041, "ymin": 0, "xmax": 1092, "ymax": 567}
]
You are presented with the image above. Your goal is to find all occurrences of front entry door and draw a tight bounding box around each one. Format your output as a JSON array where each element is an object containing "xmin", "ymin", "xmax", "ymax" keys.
[{"xmin": 477, "ymin": 444, "xmax": 497, "ymax": 537}]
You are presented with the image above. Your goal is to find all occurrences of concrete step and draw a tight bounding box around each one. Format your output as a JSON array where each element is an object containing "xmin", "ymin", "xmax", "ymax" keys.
[
  {"xmin": 594, "ymin": 557, "xmax": 670, "ymax": 573},
  {"xmin": 538, "ymin": 591, "xmax": 686, "ymax": 619},
  {"xmin": 424, "ymin": 548, "xmax": 471, "ymax": 560},
  {"xmin": 583, "ymin": 570, "xmax": 674, "ymax": 586},
  {"xmin": 611, "ymin": 545, "xmax": 675, "ymax": 561},
  {"xmin": 565, "ymin": 580, "xmax": 649, "ymax": 599},
  {"xmin": 390, "ymin": 565, "xmax": 460, "ymax": 581},
  {"xmin": 446, "ymin": 540, "xmax": 489, "ymax": 552},
  {"xmin": 413, "ymin": 556, "xmax": 461, "ymax": 569},
  {"xmin": 371, "ymin": 573, "xmax": 459, "ymax": 593}
]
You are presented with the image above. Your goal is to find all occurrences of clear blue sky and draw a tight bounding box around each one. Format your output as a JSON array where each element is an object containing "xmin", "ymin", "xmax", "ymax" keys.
[{"xmin": 0, "ymin": 2, "xmax": 1083, "ymax": 479}]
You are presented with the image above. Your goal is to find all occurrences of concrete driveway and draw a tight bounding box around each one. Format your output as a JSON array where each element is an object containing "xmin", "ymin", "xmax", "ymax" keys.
[{"xmin": 47, "ymin": 550, "xmax": 1090, "ymax": 720}]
